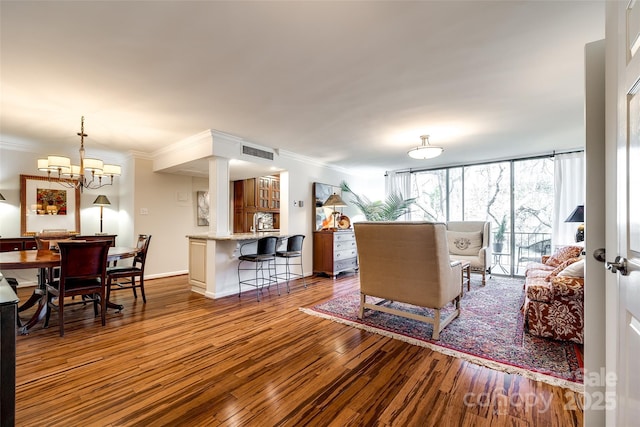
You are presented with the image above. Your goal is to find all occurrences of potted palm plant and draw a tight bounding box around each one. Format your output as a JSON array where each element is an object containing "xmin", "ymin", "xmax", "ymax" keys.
[
  {"xmin": 493, "ymin": 216, "xmax": 507, "ymax": 253},
  {"xmin": 340, "ymin": 181, "xmax": 415, "ymax": 221}
]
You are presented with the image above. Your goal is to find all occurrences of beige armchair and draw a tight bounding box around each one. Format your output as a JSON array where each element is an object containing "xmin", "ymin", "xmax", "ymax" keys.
[
  {"xmin": 446, "ymin": 221, "xmax": 491, "ymax": 285},
  {"xmin": 354, "ymin": 222, "xmax": 462, "ymax": 340}
]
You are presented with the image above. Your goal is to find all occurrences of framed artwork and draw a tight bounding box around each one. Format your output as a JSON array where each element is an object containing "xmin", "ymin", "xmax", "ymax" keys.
[
  {"xmin": 197, "ymin": 191, "xmax": 209, "ymax": 226},
  {"xmin": 313, "ymin": 182, "xmax": 341, "ymax": 231},
  {"xmin": 20, "ymin": 174, "xmax": 81, "ymax": 236}
]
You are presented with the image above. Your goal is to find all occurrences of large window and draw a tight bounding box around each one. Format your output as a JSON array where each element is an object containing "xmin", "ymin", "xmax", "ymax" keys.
[{"xmin": 406, "ymin": 156, "xmax": 555, "ymax": 276}]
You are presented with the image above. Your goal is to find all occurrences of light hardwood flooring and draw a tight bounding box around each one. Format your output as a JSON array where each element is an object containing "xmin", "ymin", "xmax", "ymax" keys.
[{"xmin": 15, "ymin": 273, "xmax": 583, "ymax": 426}]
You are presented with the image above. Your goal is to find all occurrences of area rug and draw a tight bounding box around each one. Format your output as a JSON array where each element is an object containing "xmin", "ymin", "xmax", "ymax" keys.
[{"xmin": 300, "ymin": 276, "xmax": 584, "ymax": 392}]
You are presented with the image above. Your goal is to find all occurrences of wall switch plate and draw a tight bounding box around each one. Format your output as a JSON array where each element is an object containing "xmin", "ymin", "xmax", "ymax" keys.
[{"xmin": 140, "ymin": 208, "xmax": 149, "ymax": 215}]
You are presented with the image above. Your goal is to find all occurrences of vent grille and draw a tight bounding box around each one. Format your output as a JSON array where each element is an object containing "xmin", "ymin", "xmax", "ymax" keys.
[{"xmin": 242, "ymin": 145, "xmax": 274, "ymax": 160}]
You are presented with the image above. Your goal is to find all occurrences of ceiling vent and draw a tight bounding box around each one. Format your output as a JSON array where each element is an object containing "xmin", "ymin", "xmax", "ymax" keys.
[{"xmin": 242, "ymin": 145, "xmax": 274, "ymax": 161}]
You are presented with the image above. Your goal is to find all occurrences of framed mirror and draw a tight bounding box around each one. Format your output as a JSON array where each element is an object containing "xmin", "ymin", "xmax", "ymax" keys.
[
  {"xmin": 313, "ymin": 182, "xmax": 341, "ymax": 231},
  {"xmin": 20, "ymin": 174, "xmax": 81, "ymax": 236}
]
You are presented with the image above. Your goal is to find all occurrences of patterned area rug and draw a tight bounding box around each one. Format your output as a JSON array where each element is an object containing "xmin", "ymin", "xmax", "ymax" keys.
[{"xmin": 301, "ymin": 276, "xmax": 584, "ymax": 392}]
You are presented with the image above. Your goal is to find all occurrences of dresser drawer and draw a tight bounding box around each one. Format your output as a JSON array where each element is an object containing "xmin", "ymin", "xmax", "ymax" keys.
[
  {"xmin": 0, "ymin": 241, "xmax": 23, "ymax": 252},
  {"xmin": 334, "ymin": 239, "xmax": 356, "ymax": 251},
  {"xmin": 333, "ymin": 232, "xmax": 355, "ymax": 243},
  {"xmin": 334, "ymin": 247, "xmax": 357, "ymax": 261},
  {"xmin": 334, "ymin": 257, "xmax": 358, "ymax": 271}
]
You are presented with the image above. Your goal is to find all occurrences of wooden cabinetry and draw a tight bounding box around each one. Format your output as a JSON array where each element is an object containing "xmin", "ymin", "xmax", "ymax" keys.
[
  {"xmin": 257, "ymin": 176, "xmax": 280, "ymax": 211},
  {"xmin": 233, "ymin": 175, "xmax": 280, "ymax": 233},
  {"xmin": 0, "ymin": 235, "xmax": 117, "ymax": 252},
  {"xmin": 313, "ymin": 230, "xmax": 358, "ymax": 278}
]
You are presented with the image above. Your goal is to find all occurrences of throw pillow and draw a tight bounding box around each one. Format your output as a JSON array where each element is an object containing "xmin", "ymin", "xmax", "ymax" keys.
[
  {"xmin": 447, "ymin": 231, "xmax": 482, "ymax": 256},
  {"xmin": 545, "ymin": 257, "xmax": 580, "ymax": 282},
  {"xmin": 544, "ymin": 245, "xmax": 583, "ymax": 267},
  {"xmin": 558, "ymin": 258, "xmax": 585, "ymax": 278}
]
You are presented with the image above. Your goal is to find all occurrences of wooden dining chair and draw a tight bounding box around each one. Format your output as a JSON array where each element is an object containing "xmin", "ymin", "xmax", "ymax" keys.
[
  {"xmin": 44, "ymin": 240, "xmax": 111, "ymax": 337},
  {"xmin": 106, "ymin": 234, "xmax": 152, "ymax": 304},
  {"xmin": 34, "ymin": 232, "xmax": 74, "ymax": 285}
]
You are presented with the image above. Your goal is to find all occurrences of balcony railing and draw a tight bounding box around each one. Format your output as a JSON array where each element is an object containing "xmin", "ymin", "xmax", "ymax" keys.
[{"xmin": 491, "ymin": 232, "xmax": 552, "ymax": 276}]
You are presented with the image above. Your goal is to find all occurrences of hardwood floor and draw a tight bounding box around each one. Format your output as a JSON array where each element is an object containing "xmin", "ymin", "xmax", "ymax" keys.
[{"xmin": 15, "ymin": 274, "xmax": 583, "ymax": 426}]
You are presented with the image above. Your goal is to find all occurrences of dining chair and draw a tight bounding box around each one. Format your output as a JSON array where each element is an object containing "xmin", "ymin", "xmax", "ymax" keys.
[
  {"xmin": 273, "ymin": 234, "xmax": 306, "ymax": 292},
  {"xmin": 106, "ymin": 234, "xmax": 152, "ymax": 304},
  {"xmin": 44, "ymin": 240, "xmax": 111, "ymax": 337},
  {"xmin": 35, "ymin": 232, "xmax": 75, "ymax": 284},
  {"xmin": 237, "ymin": 236, "xmax": 278, "ymax": 301}
]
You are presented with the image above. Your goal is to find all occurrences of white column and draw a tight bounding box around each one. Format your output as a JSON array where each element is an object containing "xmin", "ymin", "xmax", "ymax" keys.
[{"xmin": 208, "ymin": 157, "xmax": 230, "ymax": 237}]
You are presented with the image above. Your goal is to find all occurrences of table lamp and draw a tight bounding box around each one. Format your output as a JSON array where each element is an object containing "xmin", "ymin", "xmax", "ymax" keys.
[
  {"xmin": 323, "ymin": 193, "xmax": 347, "ymax": 230},
  {"xmin": 93, "ymin": 195, "xmax": 111, "ymax": 234},
  {"xmin": 565, "ymin": 205, "xmax": 584, "ymax": 242}
]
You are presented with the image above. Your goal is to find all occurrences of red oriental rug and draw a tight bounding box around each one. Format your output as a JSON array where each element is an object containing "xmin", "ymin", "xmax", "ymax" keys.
[{"xmin": 300, "ymin": 276, "xmax": 583, "ymax": 392}]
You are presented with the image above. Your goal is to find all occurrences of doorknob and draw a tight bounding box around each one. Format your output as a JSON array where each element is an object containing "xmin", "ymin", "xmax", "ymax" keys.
[
  {"xmin": 593, "ymin": 248, "xmax": 606, "ymax": 262},
  {"xmin": 606, "ymin": 256, "xmax": 629, "ymax": 276}
]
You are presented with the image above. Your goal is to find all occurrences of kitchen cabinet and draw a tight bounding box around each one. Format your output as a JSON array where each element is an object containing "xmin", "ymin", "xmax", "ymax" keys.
[{"xmin": 233, "ymin": 175, "xmax": 280, "ymax": 233}]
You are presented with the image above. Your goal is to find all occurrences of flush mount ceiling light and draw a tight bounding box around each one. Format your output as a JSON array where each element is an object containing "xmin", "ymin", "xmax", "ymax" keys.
[{"xmin": 407, "ymin": 135, "xmax": 444, "ymax": 160}]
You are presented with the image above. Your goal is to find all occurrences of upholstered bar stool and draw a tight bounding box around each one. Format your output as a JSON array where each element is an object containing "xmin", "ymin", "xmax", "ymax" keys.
[
  {"xmin": 237, "ymin": 236, "xmax": 278, "ymax": 301},
  {"xmin": 273, "ymin": 234, "xmax": 306, "ymax": 292}
]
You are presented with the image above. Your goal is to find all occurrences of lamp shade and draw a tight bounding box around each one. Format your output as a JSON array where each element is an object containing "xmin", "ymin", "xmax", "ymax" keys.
[
  {"xmin": 93, "ymin": 195, "xmax": 111, "ymax": 206},
  {"xmin": 565, "ymin": 205, "xmax": 584, "ymax": 223},
  {"xmin": 323, "ymin": 193, "xmax": 347, "ymax": 208}
]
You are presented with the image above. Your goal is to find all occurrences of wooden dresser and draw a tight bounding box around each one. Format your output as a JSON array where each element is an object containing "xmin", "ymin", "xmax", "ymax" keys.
[
  {"xmin": 0, "ymin": 235, "xmax": 117, "ymax": 252},
  {"xmin": 313, "ymin": 230, "xmax": 358, "ymax": 278}
]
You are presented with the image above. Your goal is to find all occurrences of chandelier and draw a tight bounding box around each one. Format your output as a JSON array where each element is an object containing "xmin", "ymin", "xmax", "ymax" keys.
[
  {"xmin": 37, "ymin": 116, "xmax": 121, "ymax": 191},
  {"xmin": 407, "ymin": 135, "xmax": 444, "ymax": 159}
]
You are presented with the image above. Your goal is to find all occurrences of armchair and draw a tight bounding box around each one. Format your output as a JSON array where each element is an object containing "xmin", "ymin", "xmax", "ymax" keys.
[
  {"xmin": 354, "ymin": 222, "xmax": 462, "ymax": 340},
  {"xmin": 446, "ymin": 221, "xmax": 491, "ymax": 285}
]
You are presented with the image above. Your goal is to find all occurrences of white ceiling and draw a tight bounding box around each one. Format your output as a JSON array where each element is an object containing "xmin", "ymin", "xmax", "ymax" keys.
[{"xmin": 0, "ymin": 1, "xmax": 604, "ymax": 178}]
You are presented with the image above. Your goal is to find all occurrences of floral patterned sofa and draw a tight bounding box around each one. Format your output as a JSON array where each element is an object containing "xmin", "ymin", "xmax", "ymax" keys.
[{"xmin": 522, "ymin": 245, "xmax": 584, "ymax": 344}]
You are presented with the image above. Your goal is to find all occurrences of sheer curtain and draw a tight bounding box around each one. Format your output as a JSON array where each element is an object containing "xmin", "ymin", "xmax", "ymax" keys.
[
  {"xmin": 385, "ymin": 171, "xmax": 412, "ymax": 220},
  {"xmin": 553, "ymin": 152, "xmax": 585, "ymax": 247}
]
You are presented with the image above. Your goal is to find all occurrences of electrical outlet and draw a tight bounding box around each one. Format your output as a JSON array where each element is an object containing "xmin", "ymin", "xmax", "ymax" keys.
[{"xmin": 140, "ymin": 208, "xmax": 149, "ymax": 215}]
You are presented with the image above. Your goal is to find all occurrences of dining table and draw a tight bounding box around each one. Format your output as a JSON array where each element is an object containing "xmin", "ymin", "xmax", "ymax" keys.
[{"xmin": 0, "ymin": 246, "xmax": 138, "ymax": 334}]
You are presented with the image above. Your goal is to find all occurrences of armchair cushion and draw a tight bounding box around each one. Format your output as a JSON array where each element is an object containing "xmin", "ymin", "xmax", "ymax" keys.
[{"xmin": 447, "ymin": 231, "xmax": 482, "ymax": 256}]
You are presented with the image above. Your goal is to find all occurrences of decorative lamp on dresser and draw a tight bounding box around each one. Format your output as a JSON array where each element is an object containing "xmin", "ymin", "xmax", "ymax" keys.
[{"xmin": 312, "ymin": 182, "xmax": 358, "ymax": 278}]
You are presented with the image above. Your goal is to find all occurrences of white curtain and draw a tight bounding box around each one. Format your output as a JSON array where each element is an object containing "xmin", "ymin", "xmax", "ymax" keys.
[
  {"xmin": 553, "ymin": 152, "xmax": 585, "ymax": 247},
  {"xmin": 385, "ymin": 171, "xmax": 412, "ymax": 220}
]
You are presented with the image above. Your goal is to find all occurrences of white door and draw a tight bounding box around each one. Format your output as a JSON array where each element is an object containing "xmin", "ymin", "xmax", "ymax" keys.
[{"xmin": 609, "ymin": 2, "xmax": 640, "ymax": 426}]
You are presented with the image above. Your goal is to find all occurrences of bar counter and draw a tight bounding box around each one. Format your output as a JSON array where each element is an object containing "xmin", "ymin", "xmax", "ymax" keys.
[{"xmin": 186, "ymin": 231, "xmax": 287, "ymax": 298}]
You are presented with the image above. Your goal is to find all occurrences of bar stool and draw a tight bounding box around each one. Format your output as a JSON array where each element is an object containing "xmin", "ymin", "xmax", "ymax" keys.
[
  {"xmin": 274, "ymin": 234, "xmax": 306, "ymax": 292},
  {"xmin": 237, "ymin": 236, "xmax": 278, "ymax": 301}
]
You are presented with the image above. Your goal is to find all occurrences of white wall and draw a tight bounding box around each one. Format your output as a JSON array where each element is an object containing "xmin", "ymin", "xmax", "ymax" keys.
[{"xmin": 0, "ymin": 142, "xmax": 383, "ymax": 282}]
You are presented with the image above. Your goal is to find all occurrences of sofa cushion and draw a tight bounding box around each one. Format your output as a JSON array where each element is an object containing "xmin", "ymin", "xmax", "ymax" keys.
[
  {"xmin": 447, "ymin": 231, "xmax": 482, "ymax": 256},
  {"xmin": 558, "ymin": 258, "xmax": 585, "ymax": 278},
  {"xmin": 524, "ymin": 262, "xmax": 554, "ymax": 276},
  {"xmin": 545, "ymin": 257, "xmax": 581, "ymax": 282},
  {"xmin": 544, "ymin": 245, "xmax": 583, "ymax": 267}
]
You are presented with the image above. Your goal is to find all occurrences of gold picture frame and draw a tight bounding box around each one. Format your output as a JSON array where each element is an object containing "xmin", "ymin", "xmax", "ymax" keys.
[{"xmin": 20, "ymin": 174, "xmax": 81, "ymax": 236}]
